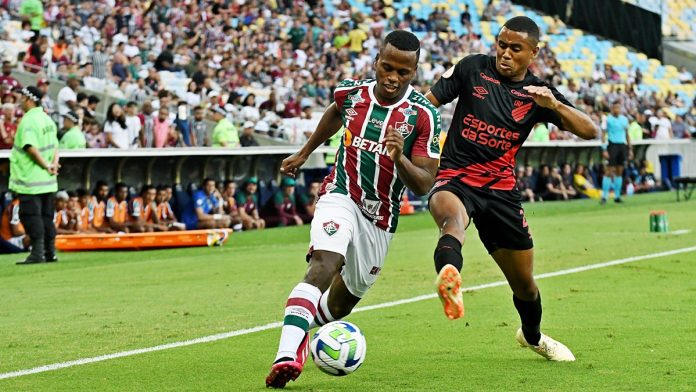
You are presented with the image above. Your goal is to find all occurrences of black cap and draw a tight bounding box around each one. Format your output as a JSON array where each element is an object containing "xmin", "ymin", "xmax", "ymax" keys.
[
  {"xmin": 20, "ymin": 86, "xmax": 43, "ymax": 103},
  {"xmin": 62, "ymin": 110, "xmax": 79, "ymax": 123}
]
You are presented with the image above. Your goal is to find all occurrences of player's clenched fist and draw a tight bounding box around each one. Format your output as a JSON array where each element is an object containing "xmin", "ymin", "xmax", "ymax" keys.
[
  {"xmin": 280, "ymin": 152, "xmax": 308, "ymax": 178},
  {"xmin": 523, "ymin": 85, "xmax": 559, "ymax": 110},
  {"xmin": 384, "ymin": 125, "xmax": 404, "ymax": 162}
]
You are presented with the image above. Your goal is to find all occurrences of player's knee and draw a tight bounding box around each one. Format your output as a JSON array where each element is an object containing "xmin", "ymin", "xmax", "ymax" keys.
[
  {"xmin": 514, "ymin": 282, "xmax": 538, "ymax": 301},
  {"xmin": 304, "ymin": 252, "xmax": 342, "ymax": 290}
]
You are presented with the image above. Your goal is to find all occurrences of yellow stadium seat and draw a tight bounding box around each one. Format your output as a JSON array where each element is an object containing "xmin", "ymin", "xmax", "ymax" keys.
[
  {"xmin": 411, "ymin": 3, "xmax": 421, "ymax": 10},
  {"xmin": 384, "ymin": 7, "xmax": 395, "ymax": 18}
]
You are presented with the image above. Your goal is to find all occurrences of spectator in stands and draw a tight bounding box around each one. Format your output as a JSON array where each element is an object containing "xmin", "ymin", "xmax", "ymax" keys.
[
  {"xmin": 84, "ymin": 117, "xmax": 106, "ymax": 149},
  {"xmin": 628, "ymin": 113, "xmax": 644, "ymax": 142},
  {"xmin": 0, "ymin": 102, "xmax": 17, "ymax": 149},
  {"xmin": 0, "ymin": 192, "xmax": 30, "ymax": 250},
  {"xmin": 57, "ymin": 75, "xmax": 80, "ymax": 123},
  {"xmin": 83, "ymin": 95, "xmax": 100, "ymax": 120},
  {"xmin": 23, "ymin": 37, "xmax": 47, "ymax": 73},
  {"xmin": 240, "ymin": 121, "xmax": 259, "ymax": 147},
  {"xmin": 538, "ymin": 165, "xmax": 570, "ymax": 201},
  {"xmin": 36, "ymin": 78, "xmax": 57, "ymax": 122},
  {"xmin": 153, "ymin": 105, "xmax": 175, "ymax": 148},
  {"xmin": 678, "ymin": 66, "xmax": 693, "ymax": 84},
  {"xmin": 561, "ymin": 163, "xmax": 578, "ymax": 199},
  {"xmin": 236, "ymin": 177, "xmax": 266, "ymax": 231},
  {"xmin": 273, "ymin": 177, "xmax": 303, "ymax": 227},
  {"xmin": 59, "ymin": 111, "xmax": 86, "ymax": 149},
  {"xmin": 91, "ymin": 41, "xmax": 109, "ymax": 80},
  {"xmin": 125, "ymin": 102, "xmax": 142, "ymax": 148},
  {"xmin": 516, "ymin": 167, "xmax": 536, "ymax": 203},
  {"xmin": 211, "ymin": 106, "xmax": 239, "ymax": 147},
  {"xmin": 105, "ymin": 103, "xmax": 130, "ymax": 149},
  {"xmin": 54, "ymin": 190, "xmax": 78, "ymax": 234},
  {"xmin": 573, "ymin": 164, "xmax": 602, "ymax": 199},
  {"xmin": 0, "ymin": 61, "xmax": 21, "ymax": 92},
  {"xmin": 181, "ymin": 178, "xmax": 231, "ymax": 230},
  {"xmin": 530, "ymin": 122, "xmax": 549, "ymax": 142},
  {"xmin": 653, "ymin": 110, "xmax": 673, "ymax": 140},
  {"xmin": 672, "ymin": 115, "xmax": 689, "ymax": 139},
  {"xmin": 190, "ymin": 106, "xmax": 210, "ymax": 147},
  {"xmin": 173, "ymin": 101, "xmax": 193, "ymax": 147}
]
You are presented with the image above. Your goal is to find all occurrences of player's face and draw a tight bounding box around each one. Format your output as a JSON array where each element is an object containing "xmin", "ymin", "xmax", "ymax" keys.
[
  {"xmin": 145, "ymin": 189, "xmax": 156, "ymax": 202},
  {"xmin": 373, "ymin": 44, "xmax": 418, "ymax": 103},
  {"xmin": 204, "ymin": 181, "xmax": 216, "ymax": 195},
  {"xmin": 495, "ymin": 27, "xmax": 539, "ymax": 81},
  {"xmin": 117, "ymin": 187, "xmax": 128, "ymax": 201}
]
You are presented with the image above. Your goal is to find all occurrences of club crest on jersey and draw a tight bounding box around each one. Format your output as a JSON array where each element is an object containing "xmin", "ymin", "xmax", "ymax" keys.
[
  {"xmin": 323, "ymin": 220, "xmax": 340, "ymax": 236},
  {"xmin": 512, "ymin": 101, "xmax": 534, "ymax": 122},
  {"xmin": 399, "ymin": 107, "xmax": 418, "ymax": 117},
  {"xmin": 395, "ymin": 121, "xmax": 414, "ymax": 137},
  {"xmin": 348, "ymin": 91, "xmax": 365, "ymax": 105}
]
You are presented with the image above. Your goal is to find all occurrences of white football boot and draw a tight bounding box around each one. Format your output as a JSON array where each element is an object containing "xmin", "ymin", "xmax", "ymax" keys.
[{"xmin": 516, "ymin": 328, "xmax": 576, "ymax": 361}]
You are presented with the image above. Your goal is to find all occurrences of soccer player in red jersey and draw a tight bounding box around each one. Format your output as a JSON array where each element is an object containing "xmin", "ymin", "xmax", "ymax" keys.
[
  {"xmin": 425, "ymin": 17, "xmax": 598, "ymax": 361},
  {"xmin": 266, "ymin": 30, "xmax": 442, "ymax": 388}
]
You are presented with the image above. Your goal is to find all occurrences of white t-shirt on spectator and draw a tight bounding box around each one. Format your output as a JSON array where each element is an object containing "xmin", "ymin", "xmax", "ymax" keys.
[
  {"xmin": 654, "ymin": 118, "xmax": 672, "ymax": 140},
  {"xmin": 294, "ymin": 49, "xmax": 307, "ymax": 68},
  {"xmin": 124, "ymin": 44, "xmax": 140, "ymax": 59},
  {"xmin": 240, "ymin": 105, "xmax": 261, "ymax": 122},
  {"xmin": 57, "ymin": 86, "xmax": 76, "ymax": 116},
  {"xmin": 104, "ymin": 120, "xmax": 131, "ymax": 149},
  {"xmin": 126, "ymin": 116, "xmax": 142, "ymax": 148},
  {"xmin": 112, "ymin": 33, "xmax": 129, "ymax": 46}
]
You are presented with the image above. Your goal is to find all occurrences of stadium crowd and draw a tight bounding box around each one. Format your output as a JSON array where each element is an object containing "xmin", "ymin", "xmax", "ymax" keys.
[{"xmin": 0, "ymin": 0, "xmax": 694, "ymax": 151}]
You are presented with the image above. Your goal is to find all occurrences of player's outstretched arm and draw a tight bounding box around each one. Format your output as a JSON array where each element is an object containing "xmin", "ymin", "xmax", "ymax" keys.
[
  {"xmin": 280, "ymin": 102, "xmax": 343, "ymax": 178},
  {"xmin": 523, "ymin": 85, "xmax": 598, "ymax": 140},
  {"xmin": 385, "ymin": 126, "xmax": 439, "ymax": 196}
]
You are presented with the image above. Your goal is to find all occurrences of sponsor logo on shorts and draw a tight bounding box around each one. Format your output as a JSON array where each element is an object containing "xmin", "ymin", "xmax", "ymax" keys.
[
  {"xmin": 323, "ymin": 220, "xmax": 340, "ymax": 236},
  {"xmin": 369, "ymin": 266, "xmax": 382, "ymax": 275},
  {"xmin": 361, "ymin": 198, "xmax": 383, "ymax": 220}
]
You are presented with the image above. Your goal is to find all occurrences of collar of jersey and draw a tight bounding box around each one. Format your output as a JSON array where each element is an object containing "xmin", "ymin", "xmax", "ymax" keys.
[{"xmin": 367, "ymin": 81, "xmax": 413, "ymax": 109}]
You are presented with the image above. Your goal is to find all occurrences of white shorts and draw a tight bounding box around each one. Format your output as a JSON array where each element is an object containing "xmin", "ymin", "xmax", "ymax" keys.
[{"xmin": 309, "ymin": 193, "xmax": 393, "ymax": 298}]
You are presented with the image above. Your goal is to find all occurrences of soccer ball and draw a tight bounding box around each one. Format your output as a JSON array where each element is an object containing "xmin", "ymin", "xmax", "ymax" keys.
[{"xmin": 310, "ymin": 321, "xmax": 366, "ymax": 376}]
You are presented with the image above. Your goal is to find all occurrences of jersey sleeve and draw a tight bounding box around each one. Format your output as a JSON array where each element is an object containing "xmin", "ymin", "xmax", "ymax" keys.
[
  {"xmin": 411, "ymin": 104, "xmax": 442, "ymax": 159},
  {"xmin": 131, "ymin": 199, "xmax": 142, "ymax": 217},
  {"xmin": 535, "ymin": 84, "xmax": 574, "ymax": 128},
  {"xmin": 430, "ymin": 55, "xmax": 479, "ymax": 106},
  {"xmin": 193, "ymin": 192, "xmax": 206, "ymax": 210}
]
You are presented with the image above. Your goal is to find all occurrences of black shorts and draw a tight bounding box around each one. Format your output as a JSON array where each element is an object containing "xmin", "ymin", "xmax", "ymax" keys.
[
  {"xmin": 607, "ymin": 142, "xmax": 628, "ymax": 166},
  {"xmin": 429, "ymin": 180, "xmax": 533, "ymax": 254}
]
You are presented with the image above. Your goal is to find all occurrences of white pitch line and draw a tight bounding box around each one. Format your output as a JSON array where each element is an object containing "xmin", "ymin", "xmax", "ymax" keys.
[{"xmin": 1, "ymin": 245, "xmax": 695, "ymax": 381}]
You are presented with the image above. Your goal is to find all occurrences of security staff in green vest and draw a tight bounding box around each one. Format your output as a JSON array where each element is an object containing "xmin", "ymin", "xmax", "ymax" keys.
[
  {"xmin": 10, "ymin": 86, "xmax": 60, "ymax": 264},
  {"xmin": 59, "ymin": 111, "xmax": 87, "ymax": 149},
  {"xmin": 324, "ymin": 126, "xmax": 343, "ymax": 167}
]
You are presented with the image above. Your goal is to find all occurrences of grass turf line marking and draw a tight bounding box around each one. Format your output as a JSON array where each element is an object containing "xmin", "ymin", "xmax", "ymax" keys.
[{"xmin": 1, "ymin": 245, "xmax": 695, "ymax": 381}]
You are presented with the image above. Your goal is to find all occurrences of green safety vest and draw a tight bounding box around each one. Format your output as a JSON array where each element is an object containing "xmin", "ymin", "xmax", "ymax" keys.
[
  {"xmin": 212, "ymin": 118, "xmax": 239, "ymax": 147},
  {"xmin": 59, "ymin": 126, "xmax": 87, "ymax": 149},
  {"xmin": 9, "ymin": 107, "xmax": 59, "ymax": 195},
  {"xmin": 325, "ymin": 127, "xmax": 343, "ymax": 165}
]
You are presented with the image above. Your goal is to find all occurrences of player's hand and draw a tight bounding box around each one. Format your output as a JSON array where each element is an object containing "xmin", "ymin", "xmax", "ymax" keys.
[
  {"xmin": 602, "ymin": 150, "xmax": 609, "ymax": 160},
  {"xmin": 523, "ymin": 85, "xmax": 560, "ymax": 110},
  {"xmin": 384, "ymin": 125, "xmax": 404, "ymax": 163},
  {"xmin": 280, "ymin": 152, "xmax": 308, "ymax": 178},
  {"xmin": 293, "ymin": 215, "xmax": 303, "ymax": 226}
]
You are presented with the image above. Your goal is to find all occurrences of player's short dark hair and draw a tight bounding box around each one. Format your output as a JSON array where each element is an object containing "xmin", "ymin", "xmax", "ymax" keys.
[
  {"xmin": 503, "ymin": 16, "xmax": 540, "ymax": 44},
  {"xmin": 76, "ymin": 188, "xmax": 88, "ymax": 198},
  {"xmin": 141, "ymin": 184, "xmax": 154, "ymax": 195},
  {"xmin": 202, "ymin": 177, "xmax": 215, "ymax": 186},
  {"xmin": 382, "ymin": 30, "xmax": 420, "ymax": 65},
  {"xmin": 114, "ymin": 182, "xmax": 128, "ymax": 191}
]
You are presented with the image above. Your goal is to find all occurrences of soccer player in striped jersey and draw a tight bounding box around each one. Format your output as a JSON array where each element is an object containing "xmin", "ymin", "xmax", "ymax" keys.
[
  {"xmin": 424, "ymin": 16, "xmax": 598, "ymax": 361},
  {"xmin": 266, "ymin": 30, "xmax": 442, "ymax": 388}
]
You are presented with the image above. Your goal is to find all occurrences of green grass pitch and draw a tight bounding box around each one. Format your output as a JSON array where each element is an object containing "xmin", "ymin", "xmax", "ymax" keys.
[{"xmin": 1, "ymin": 192, "xmax": 695, "ymax": 391}]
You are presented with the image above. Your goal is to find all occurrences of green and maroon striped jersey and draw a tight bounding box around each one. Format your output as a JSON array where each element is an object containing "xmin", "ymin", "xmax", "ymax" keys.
[{"xmin": 321, "ymin": 79, "xmax": 442, "ymax": 233}]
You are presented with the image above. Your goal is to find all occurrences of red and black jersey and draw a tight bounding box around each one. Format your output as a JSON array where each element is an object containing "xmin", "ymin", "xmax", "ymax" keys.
[{"xmin": 431, "ymin": 54, "xmax": 572, "ymax": 191}]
